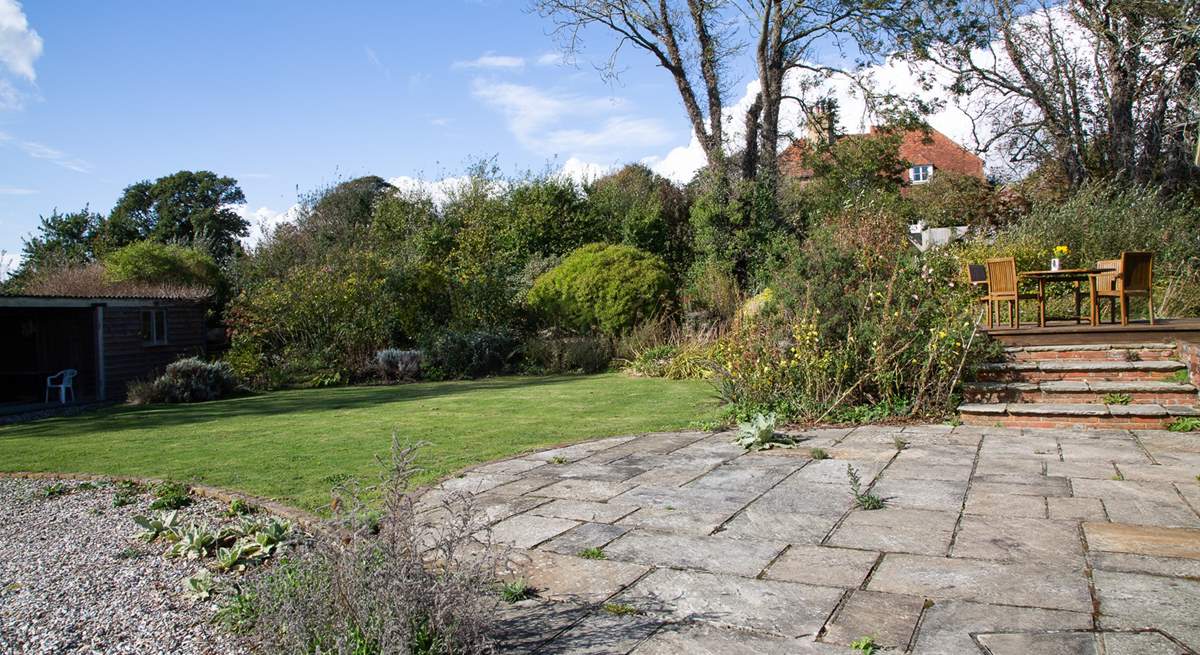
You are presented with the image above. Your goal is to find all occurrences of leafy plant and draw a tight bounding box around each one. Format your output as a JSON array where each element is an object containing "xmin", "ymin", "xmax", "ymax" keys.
[
  {"xmin": 214, "ymin": 587, "xmax": 259, "ymax": 634},
  {"xmin": 1103, "ymin": 392, "xmax": 1132, "ymax": 405},
  {"xmin": 548, "ymin": 456, "xmax": 568, "ymax": 465},
  {"xmin": 850, "ymin": 636, "xmax": 878, "ymax": 654},
  {"xmin": 43, "ymin": 483, "xmax": 70, "ymax": 498},
  {"xmin": 183, "ymin": 569, "xmax": 216, "ymax": 601},
  {"xmin": 1168, "ymin": 417, "xmax": 1200, "ymax": 432},
  {"xmin": 150, "ymin": 481, "xmax": 192, "ymax": 510},
  {"xmin": 733, "ymin": 412, "xmax": 796, "ymax": 450},
  {"xmin": 893, "ymin": 436, "xmax": 909, "ymax": 451},
  {"xmin": 499, "ymin": 578, "xmax": 535, "ymax": 603},
  {"xmin": 810, "ymin": 447, "xmax": 829, "ymax": 460},
  {"xmin": 847, "ymin": 465, "xmax": 885, "ymax": 510},
  {"xmin": 603, "ymin": 602, "xmax": 640, "ymax": 617},
  {"xmin": 223, "ymin": 498, "xmax": 257, "ymax": 517},
  {"xmin": 133, "ymin": 510, "xmax": 180, "ymax": 542},
  {"xmin": 165, "ymin": 524, "xmax": 219, "ymax": 559},
  {"xmin": 374, "ymin": 348, "xmax": 422, "ymax": 382},
  {"xmin": 1168, "ymin": 369, "xmax": 1190, "ymax": 384},
  {"xmin": 578, "ymin": 547, "xmax": 606, "ymax": 560},
  {"xmin": 114, "ymin": 546, "xmax": 142, "ymax": 560}
]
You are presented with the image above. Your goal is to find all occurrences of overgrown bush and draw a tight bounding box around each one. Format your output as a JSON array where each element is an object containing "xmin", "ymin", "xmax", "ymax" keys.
[
  {"xmin": 247, "ymin": 440, "xmax": 500, "ymax": 654},
  {"xmin": 420, "ymin": 330, "xmax": 519, "ymax": 380},
  {"xmin": 527, "ymin": 243, "xmax": 672, "ymax": 335},
  {"xmin": 103, "ymin": 240, "xmax": 221, "ymax": 289},
  {"xmin": 374, "ymin": 349, "xmax": 421, "ymax": 382},
  {"xmin": 522, "ymin": 334, "xmax": 613, "ymax": 374},
  {"xmin": 127, "ymin": 357, "xmax": 240, "ymax": 404},
  {"xmin": 711, "ymin": 195, "xmax": 996, "ymax": 422}
]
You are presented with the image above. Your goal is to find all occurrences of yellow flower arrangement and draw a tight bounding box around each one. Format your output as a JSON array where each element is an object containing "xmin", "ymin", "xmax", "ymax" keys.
[{"xmin": 1053, "ymin": 245, "xmax": 1070, "ymax": 257}]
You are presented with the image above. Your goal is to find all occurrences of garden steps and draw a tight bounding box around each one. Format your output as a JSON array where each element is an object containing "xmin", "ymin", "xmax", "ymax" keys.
[
  {"xmin": 959, "ymin": 341, "xmax": 1196, "ymax": 430},
  {"xmin": 1005, "ymin": 342, "xmax": 1179, "ymax": 362},
  {"xmin": 962, "ymin": 380, "xmax": 1198, "ymax": 405}
]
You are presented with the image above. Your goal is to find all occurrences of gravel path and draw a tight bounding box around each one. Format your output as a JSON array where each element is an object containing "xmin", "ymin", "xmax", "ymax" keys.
[{"xmin": 0, "ymin": 478, "xmax": 271, "ymax": 654}]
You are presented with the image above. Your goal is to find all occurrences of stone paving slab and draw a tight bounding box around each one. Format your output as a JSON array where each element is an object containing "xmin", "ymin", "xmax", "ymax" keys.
[
  {"xmin": 534, "ymin": 479, "xmax": 638, "ymax": 502},
  {"xmin": 529, "ymin": 499, "xmax": 639, "ymax": 523},
  {"xmin": 1084, "ymin": 522, "xmax": 1200, "ymax": 560},
  {"xmin": 616, "ymin": 507, "xmax": 734, "ymax": 536},
  {"xmin": 717, "ymin": 508, "xmax": 840, "ymax": 544},
  {"xmin": 820, "ymin": 589, "xmax": 924, "ymax": 649},
  {"xmin": 910, "ymin": 599, "xmax": 1092, "ymax": 655},
  {"xmin": 951, "ymin": 515, "xmax": 1086, "ymax": 567},
  {"xmin": 500, "ymin": 548, "xmax": 650, "ymax": 605},
  {"xmin": 614, "ymin": 568, "xmax": 844, "ymax": 638},
  {"xmin": 965, "ymin": 490, "xmax": 1047, "ymax": 518},
  {"xmin": 868, "ymin": 553, "xmax": 1093, "ymax": 612},
  {"xmin": 828, "ymin": 508, "xmax": 959, "ymax": 556},
  {"xmin": 629, "ymin": 623, "xmax": 842, "ymax": 654},
  {"xmin": 539, "ymin": 522, "xmax": 629, "ymax": 556},
  {"xmin": 1093, "ymin": 569, "xmax": 1200, "ymax": 642},
  {"xmin": 603, "ymin": 531, "xmax": 786, "ymax": 578},
  {"xmin": 490, "ymin": 514, "xmax": 581, "ymax": 549},
  {"xmin": 1048, "ymin": 496, "xmax": 1107, "ymax": 521},
  {"xmin": 762, "ymin": 544, "xmax": 879, "ymax": 588},
  {"xmin": 869, "ymin": 477, "xmax": 968, "ymax": 512}
]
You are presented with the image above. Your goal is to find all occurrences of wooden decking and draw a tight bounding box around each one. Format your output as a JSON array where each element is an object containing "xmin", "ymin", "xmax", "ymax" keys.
[{"xmin": 983, "ymin": 318, "xmax": 1200, "ymax": 347}]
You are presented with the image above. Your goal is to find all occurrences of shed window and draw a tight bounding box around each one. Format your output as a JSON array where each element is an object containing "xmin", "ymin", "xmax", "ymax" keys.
[
  {"xmin": 141, "ymin": 309, "xmax": 168, "ymax": 344},
  {"xmin": 910, "ymin": 164, "xmax": 933, "ymax": 184}
]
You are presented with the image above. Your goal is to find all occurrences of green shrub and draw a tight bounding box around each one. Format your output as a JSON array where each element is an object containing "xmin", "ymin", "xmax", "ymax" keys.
[
  {"xmin": 103, "ymin": 240, "xmax": 220, "ymax": 289},
  {"xmin": 421, "ymin": 330, "xmax": 519, "ymax": 380},
  {"xmin": 127, "ymin": 357, "xmax": 240, "ymax": 404},
  {"xmin": 527, "ymin": 243, "xmax": 673, "ymax": 335}
]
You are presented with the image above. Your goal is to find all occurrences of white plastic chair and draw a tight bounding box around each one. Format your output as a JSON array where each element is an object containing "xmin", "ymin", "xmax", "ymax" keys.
[{"xmin": 45, "ymin": 369, "xmax": 77, "ymax": 404}]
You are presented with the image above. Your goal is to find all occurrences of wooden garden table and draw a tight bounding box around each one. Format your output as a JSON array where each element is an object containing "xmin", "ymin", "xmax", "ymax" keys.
[{"xmin": 1019, "ymin": 268, "xmax": 1114, "ymax": 328}]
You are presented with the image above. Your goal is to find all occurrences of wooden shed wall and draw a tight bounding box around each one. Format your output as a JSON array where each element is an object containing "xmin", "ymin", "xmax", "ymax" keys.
[{"xmin": 104, "ymin": 304, "xmax": 207, "ymax": 398}]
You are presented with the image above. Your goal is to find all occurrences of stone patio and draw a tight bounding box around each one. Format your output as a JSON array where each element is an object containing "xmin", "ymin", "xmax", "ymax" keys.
[{"xmin": 428, "ymin": 425, "xmax": 1200, "ymax": 653}]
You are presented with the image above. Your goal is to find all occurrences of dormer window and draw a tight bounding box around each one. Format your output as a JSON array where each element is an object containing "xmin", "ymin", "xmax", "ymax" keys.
[{"xmin": 910, "ymin": 164, "xmax": 933, "ymax": 184}]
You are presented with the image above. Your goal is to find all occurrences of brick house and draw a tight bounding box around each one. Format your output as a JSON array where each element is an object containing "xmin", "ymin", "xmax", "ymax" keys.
[
  {"xmin": 0, "ymin": 294, "xmax": 208, "ymax": 404},
  {"xmin": 779, "ymin": 126, "xmax": 985, "ymax": 185}
]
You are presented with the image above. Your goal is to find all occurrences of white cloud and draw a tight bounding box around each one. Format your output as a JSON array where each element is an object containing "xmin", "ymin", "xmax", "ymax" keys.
[
  {"xmin": 0, "ymin": 185, "xmax": 35, "ymax": 195},
  {"xmin": 238, "ymin": 204, "xmax": 303, "ymax": 247},
  {"xmin": 471, "ymin": 80, "xmax": 671, "ymax": 159},
  {"xmin": 536, "ymin": 52, "xmax": 564, "ymax": 66},
  {"xmin": 0, "ymin": 130, "xmax": 92, "ymax": 173},
  {"xmin": 555, "ymin": 157, "xmax": 613, "ymax": 185},
  {"xmin": 0, "ymin": 0, "xmax": 41, "ymax": 81},
  {"xmin": 0, "ymin": 77, "xmax": 21, "ymax": 110},
  {"xmin": 364, "ymin": 46, "xmax": 390, "ymax": 79},
  {"xmin": 453, "ymin": 53, "xmax": 525, "ymax": 70},
  {"xmin": 386, "ymin": 175, "xmax": 473, "ymax": 206}
]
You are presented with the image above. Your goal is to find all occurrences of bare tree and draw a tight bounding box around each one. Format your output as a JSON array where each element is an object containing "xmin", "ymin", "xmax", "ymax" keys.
[
  {"xmin": 533, "ymin": 0, "xmax": 927, "ymax": 182},
  {"xmin": 915, "ymin": 0, "xmax": 1200, "ymax": 189}
]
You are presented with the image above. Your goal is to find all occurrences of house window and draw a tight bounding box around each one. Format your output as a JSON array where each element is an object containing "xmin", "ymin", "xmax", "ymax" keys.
[
  {"xmin": 141, "ymin": 309, "xmax": 168, "ymax": 345},
  {"xmin": 910, "ymin": 164, "xmax": 933, "ymax": 184}
]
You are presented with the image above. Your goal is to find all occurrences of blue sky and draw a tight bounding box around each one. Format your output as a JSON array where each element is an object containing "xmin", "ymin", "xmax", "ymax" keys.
[{"xmin": 0, "ymin": 0, "xmax": 728, "ymax": 266}]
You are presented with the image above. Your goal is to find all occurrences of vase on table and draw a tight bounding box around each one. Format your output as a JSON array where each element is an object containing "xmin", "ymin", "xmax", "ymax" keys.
[{"xmin": 1050, "ymin": 258, "xmax": 1061, "ymax": 271}]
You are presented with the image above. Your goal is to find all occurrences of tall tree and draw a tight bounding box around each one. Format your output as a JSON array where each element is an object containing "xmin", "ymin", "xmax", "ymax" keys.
[
  {"xmin": 109, "ymin": 170, "xmax": 249, "ymax": 259},
  {"xmin": 533, "ymin": 0, "xmax": 927, "ymax": 181},
  {"xmin": 913, "ymin": 0, "xmax": 1200, "ymax": 189}
]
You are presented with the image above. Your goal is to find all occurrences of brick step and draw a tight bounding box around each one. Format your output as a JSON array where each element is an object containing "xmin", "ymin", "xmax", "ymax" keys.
[
  {"xmin": 974, "ymin": 359, "xmax": 1186, "ymax": 383},
  {"xmin": 962, "ymin": 380, "xmax": 1198, "ymax": 405},
  {"xmin": 959, "ymin": 402, "xmax": 1199, "ymax": 430},
  {"xmin": 1006, "ymin": 342, "xmax": 1178, "ymax": 362}
]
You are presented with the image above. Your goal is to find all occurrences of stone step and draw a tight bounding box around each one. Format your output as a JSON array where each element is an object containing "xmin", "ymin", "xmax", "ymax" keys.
[
  {"xmin": 959, "ymin": 402, "xmax": 1199, "ymax": 430},
  {"xmin": 962, "ymin": 380, "xmax": 1198, "ymax": 405},
  {"xmin": 1006, "ymin": 342, "xmax": 1178, "ymax": 363},
  {"xmin": 974, "ymin": 359, "xmax": 1187, "ymax": 383}
]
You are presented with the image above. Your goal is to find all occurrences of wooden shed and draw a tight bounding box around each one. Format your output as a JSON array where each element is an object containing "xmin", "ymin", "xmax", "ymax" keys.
[{"xmin": 0, "ymin": 295, "xmax": 208, "ymax": 404}]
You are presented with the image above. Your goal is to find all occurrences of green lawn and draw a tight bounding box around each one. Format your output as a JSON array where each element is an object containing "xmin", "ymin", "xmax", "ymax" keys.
[{"xmin": 0, "ymin": 374, "xmax": 714, "ymax": 512}]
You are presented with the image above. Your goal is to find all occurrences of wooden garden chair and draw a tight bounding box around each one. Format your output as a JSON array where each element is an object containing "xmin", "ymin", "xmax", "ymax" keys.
[
  {"xmin": 964, "ymin": 263, "xmax": 990, "ymax": 326},
  {"xmin": 1116, "ymin": 251, "xmax": 1155, "ymax": 325},
  {"xmin": 984, "ymin": 257, "xmax": 1040, "ymax": 329},
  {"xmin": 1084, "ymin": 259, "xmax": 1121, "ymax": 324}
]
